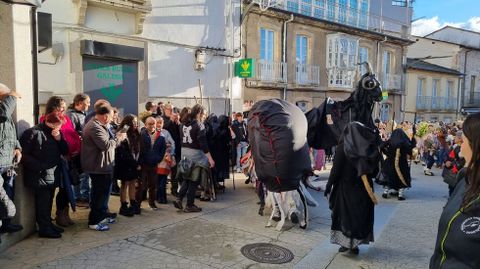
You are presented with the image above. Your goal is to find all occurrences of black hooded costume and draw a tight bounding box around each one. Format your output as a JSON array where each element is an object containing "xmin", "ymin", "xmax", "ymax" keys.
[
  {"xmin": 248, "ymin": 99, "xmax": 311, "ymax": 192},
  {"xmin": 325, "ymin": 122, "xmax": 381, "ymax": 249},
  {"xmin": 381, "ymin": 128, "xmax": 415, "ymax": 191}
]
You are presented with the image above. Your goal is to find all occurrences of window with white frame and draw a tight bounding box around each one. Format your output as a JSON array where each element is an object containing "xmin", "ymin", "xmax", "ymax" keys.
[
  {"xmin": 348, "ymin": 0, "xmax": 358, "ymax": 26},
  {"xmin": 301, "ymin": 0, "xmax": 313, "ymax": 16},
  {"xmin": 358, "ymin": 47, "xmax": 368, "ymax": 75},
  {"xmin": 359, "ymin": 0, "xmax": 368, "ymax": 28},
  {"xmin": 327, "ymin": 0, "xmax": 336, "ymax": 21},
  {"xmin": 260, "ymin": 28, "xmax": 274, "ymax": 61},
  {"xmin": 296, "ymin": 35, "xmax": 308, "ymax": 64},
  {"xmin": 432, "ymin": 79, "xmax": 439, "ymax": 97},
  {"xmin": 417, "ymin": 78, "xmax": 425, "ymax": 96},
  {"xmin": 287, "ymin": 0, "xmax": 300, "ymax": 13},
  {"xmin": 338, "ymin": 0, "xmax": 347, "ymax": 23},
  {"xmin": 327, "ymin": 34, "xmax": 359, "ymax": 88},
  {"xmin": 447, "ymin": 80, "xmax": 454, "ymax": 97},
  {"xmin": 382, "ymin": 51, "xmax": 392, "ymax": 87},
  {"xmin": 313, "ymin": 0, "xmax": 326, "ymax": 19}
]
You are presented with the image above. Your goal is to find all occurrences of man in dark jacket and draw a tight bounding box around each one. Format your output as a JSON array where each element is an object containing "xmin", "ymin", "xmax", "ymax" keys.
[
  {"xmin": 231, "ymin": 112, "xmax": 248, "ymax": 172},
  {"xmin": 0, "ymin": 83, "xmax": 23, "ymax": 235},
  {"xmin": 21, "ymin": 113, "xmax": 69, "ymax": 238},
  {"xmin": 138, "ymin": 116, "xmax": 166, "ymax": 210}
]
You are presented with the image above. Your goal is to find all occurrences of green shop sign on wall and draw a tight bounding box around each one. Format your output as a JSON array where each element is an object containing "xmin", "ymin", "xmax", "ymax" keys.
[{"xmin": 235, "ymin": 58, "xmax": 254, "ymax": 78}]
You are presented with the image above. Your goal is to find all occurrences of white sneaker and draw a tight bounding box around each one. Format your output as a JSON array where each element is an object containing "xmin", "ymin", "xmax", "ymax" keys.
[
  {"xmin": 100, "ymin": 218, "xmax": 116, "ymax": 224},
  {"xmin": 89, "ymin": 223, "xmax": 110, "ymax": 231}
]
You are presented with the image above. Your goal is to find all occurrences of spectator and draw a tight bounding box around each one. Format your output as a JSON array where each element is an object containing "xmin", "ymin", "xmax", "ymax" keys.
[
  {"xmin": 66, "ymin": 93, "xmax": 90, "ymax": 208},
  {"xmin": 139, "ymin": 101, "xmax": 157, "ymax": 123},
  {"xmin": 0, "ymin": 83, "xmax": 22, "ymax": 235},
  {"xmin": 173, "ymin": 104, "xmax": 214, "ymax": 213},
  {"xmin": 110, "ymin": 107, "xmax": 121, "ymax": 196},
  {"xmin": 20, "ymin": 112, "xmax": 69, "ymax": 238},
  {"xmin": 155, "ymin": 116, "xmax": 175, "ymax": 204},
  {"xmin": 232, "ymin": 112, "xmax": 248, "ymax": 173},
  {"xmin": 157, "ymin": 101, "xmax": 165, "ymax": 117},
  {"xmin": 82, "ymin": 103, "xmax": 126, "ymax": 231},
  {"xmin": 114, "ymin": 115, "xmax": 141, "ymax": 217},
  {"xmin": 430, "ymin": 113, "xmax": 480, "ymax": 268},
  {"xmin": 137, "ymin": 117, "xmax": 166, "ymax": 211},
  {"xmin": 42, "ymin": 96, "xmax": 81, "ymax": 227},
  {"xmin": 442, "ymin": 131, "xmax": 466, "ymax": 196},
  {"xmin": 164, "ymin": 106, "xmax": 182, "ymax": 196}
]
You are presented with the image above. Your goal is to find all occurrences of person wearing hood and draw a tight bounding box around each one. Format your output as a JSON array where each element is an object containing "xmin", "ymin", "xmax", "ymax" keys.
[{"xmin": 380, "ymin": 128, "xmax": 415, "ymax": 200}]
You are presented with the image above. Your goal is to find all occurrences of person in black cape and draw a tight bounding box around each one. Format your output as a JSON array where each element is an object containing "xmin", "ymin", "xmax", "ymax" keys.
[
  {"xmin": 380, "ymin": 128, "xmax": 415, "ymax": 200},
  {"xmin": 325, "ymin": 122, "xmax": 381, "ymax": 255}
]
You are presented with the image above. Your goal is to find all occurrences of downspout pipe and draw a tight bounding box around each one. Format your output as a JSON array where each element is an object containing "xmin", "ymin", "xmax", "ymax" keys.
[
  {"xmin": 282, "ymin": 14, "xmax": 293, "ymax": 100},
  {"xmin": 31, "ymin": 6, "xmax": 39, "ymax": 124},
  {"xmin": 461, "ymin": 50, "xmax": 471, "ymax": 116}
]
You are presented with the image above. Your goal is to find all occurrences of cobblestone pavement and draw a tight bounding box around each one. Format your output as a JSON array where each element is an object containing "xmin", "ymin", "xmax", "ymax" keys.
[{"xmin": 0, "ymin": 162, "xmax": 449, "ymax": 269}]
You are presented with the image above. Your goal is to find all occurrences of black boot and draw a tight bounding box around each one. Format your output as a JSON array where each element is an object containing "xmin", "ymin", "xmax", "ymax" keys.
[
  {"xmin": 131, "ymin": 200, "xmax": 141, "ymax": 215},
  {"xmin": 119, "ymin": 202, "xmax": 134, "ymax": 217}
]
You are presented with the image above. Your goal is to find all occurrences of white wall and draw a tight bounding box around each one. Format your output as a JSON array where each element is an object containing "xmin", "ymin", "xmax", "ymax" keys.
[
  {"xmin": 428, "ymin": 27, "xmax": 480, "ymax": 49},
  {"xmin": 143, "ymin": 0, "xmax": 241, "ymax": 107},
  {"xmin": 37, "ymin": 0, "xmax": 77, "ymax": 25}
]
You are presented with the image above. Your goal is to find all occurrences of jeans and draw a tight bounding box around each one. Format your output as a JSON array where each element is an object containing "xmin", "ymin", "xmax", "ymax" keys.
[
  {"xmin": 1, "ymin": 168, "xmax": 15, "ymax": 201},
  {"xmin": 74, "ymin": 173, "xmax": 90, "ymax": 201},
  {"xmin": 157, "ymin": 174, "xmax": 168, "ymax": 203},
  {"xmin": 88, "ymin": 174, "xmax": 112, "ymax": 225},
  {"xmin": 178, "ymin": 180, "xmax": 200, "ymax": 207},
  {"xmin": 236, "ymin": 141, "xmax": 249, "ymax": 169}
]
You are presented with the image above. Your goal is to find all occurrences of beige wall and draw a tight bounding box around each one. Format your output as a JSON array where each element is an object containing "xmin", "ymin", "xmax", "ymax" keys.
[
  {"xmin": 243, "ymin": 11, "xmax": 406, "ymax": 113},
  {"xmin": 408, "ymin": 36, "xmax": 461, "ymax": 70},
  {"xmin": 405, "ymin": 69, "xmax": 460, "ymax": 122},
  {"xmin": 0, "ymin": 3, "xmax": 37, "ymax": 253}
]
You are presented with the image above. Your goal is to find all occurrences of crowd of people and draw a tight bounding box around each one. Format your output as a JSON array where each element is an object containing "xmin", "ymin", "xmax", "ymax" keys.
[
  {"xmin": 0, "ymin": 85, "xmax": 251, "ymax": 239},
  {"xmin": 1, "ymin": 82, "xmax": 479, "ymax": 268}
]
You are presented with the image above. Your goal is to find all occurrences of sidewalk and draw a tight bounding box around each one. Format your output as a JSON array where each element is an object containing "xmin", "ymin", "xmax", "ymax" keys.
[{"xmin": 0, "ymin": 163, "xmax": 447, "ymax": 269}]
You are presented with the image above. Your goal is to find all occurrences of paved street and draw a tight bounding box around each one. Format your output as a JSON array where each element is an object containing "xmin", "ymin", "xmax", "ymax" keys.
[{"xmin": 0, "ymin": 163, "xmax": 448, "ymax": 269}]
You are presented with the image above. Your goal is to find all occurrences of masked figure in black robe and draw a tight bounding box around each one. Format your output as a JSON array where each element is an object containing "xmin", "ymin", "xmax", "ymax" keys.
[
  {"xmin": 380, "ymin": 128, "xmax": 415, "ymax": 200},
  {"xmin": 325, "ymin": 122, "xmax": 381, "ymax": 255}
]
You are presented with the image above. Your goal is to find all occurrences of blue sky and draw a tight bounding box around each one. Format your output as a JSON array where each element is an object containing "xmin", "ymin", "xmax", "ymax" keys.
[
  {"xmin": 413, "ymin": 0, "xmax": 480, "ymax": 22},
  {"xmin": 411, "ymin": 0, "xmax": 480, "ymax": 36}
]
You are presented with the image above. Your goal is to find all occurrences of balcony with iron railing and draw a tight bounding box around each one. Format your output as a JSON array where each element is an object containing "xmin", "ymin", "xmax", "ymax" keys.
[
  {"xmin": 253, "ymin": 60, "xmax": 287, "ymax": 83},
  {"xmin": 416, "ymin": 96, "xmax": 458, "ymax": 111},
  {"xmin": 295, "ymin": 64, "xmax": 320, "ymax": 86},
  {"xmin": 382, "ymin": 74, "xmax": 402, "ymax": 90},
  {"xmin": 464, "ymin": 92, "xmax": 480, "ymax": 107},
  {"xmin": 277, "ymin": 0, "xmax": 410, "ymax": 38}
]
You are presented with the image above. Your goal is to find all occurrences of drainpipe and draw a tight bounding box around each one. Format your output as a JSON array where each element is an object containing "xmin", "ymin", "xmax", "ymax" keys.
[
  {"xmin": 461, "ymin": 50, "xmax": 471, "ymax": 116},
  {"xmin": 31, "ymin": 6, "xmax": 39, "ymax": 124},
  {"xmin": 375, "ymin": 36, "xmax": 387, "ymax": 119},
  {"xmin": 282, "ymin": 14, "xmax": 294, "ymax": 100}
]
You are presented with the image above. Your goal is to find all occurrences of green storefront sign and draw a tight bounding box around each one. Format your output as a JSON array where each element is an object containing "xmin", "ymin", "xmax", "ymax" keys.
[{"xmin": 235, "ymin": 58, "xmax": 254, "ymax": 78}]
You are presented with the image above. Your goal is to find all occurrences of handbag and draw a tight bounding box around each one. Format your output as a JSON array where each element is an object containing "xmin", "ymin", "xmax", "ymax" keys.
[{"xmin": 442, "ymin": 168, "xmax": 458, "ymax": 187}]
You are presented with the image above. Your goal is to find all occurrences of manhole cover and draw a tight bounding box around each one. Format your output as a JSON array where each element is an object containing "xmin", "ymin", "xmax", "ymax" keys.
[{"xmin": 240, "ymin": 243, "xmax": 294, "ymax": 264}]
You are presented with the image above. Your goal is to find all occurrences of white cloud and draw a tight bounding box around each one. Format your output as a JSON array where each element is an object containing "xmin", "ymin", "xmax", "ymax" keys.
[{"xmin": 412, "ymin": 16, "xmax": 480, "ymax": 36}]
